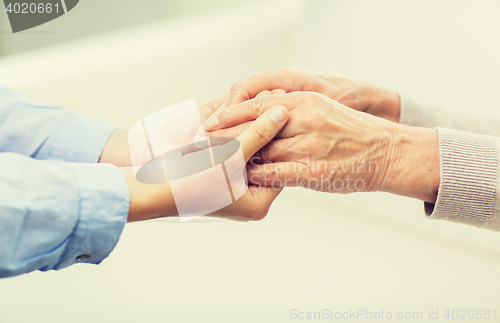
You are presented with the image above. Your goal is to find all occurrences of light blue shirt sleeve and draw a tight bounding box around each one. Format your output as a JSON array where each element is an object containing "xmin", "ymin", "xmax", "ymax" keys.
[
  {"xmin": 0, "ymin": 85, "xmax": 116, "ymax": 163},
  {"xmin": 0, "ymin": 85, "xmax": 130, "ymax": 278}
]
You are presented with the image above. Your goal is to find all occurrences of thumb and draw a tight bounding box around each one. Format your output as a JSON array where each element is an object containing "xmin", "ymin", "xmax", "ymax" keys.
[{"xmin": 236, "ymin": 105, "xmax": 288, "ymax": 162}]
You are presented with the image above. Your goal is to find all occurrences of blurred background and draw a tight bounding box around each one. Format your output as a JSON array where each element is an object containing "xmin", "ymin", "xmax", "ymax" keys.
[{"xmin": 1, "ymin": 0, "xmax": 500, "ymax": 322}]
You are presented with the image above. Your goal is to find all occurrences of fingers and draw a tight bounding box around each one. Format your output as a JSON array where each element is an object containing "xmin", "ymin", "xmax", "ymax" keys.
[
  {"xmin": 203, "ymin": 88, "xmax": 290, "ymax": 131},
  {"xmin": 198, "ymin": 93, "xmax": 229, "ymax": 123},
  {"xmin": 246, "ymin": 162, "xmax": 308, "ymax": 188},
  {"xmin": 205, "ymin": 93, "xmax": 299, "ymax": 131},
  {"xmin": 181, "ymin": 136, "xmax": 234, "ymax": 156},
  {"xmin": 183, "ymin": 122, "xmax": 252, "ymax": 155},
  {"xmin": 236, "ymin": 105, "xmax": 289, "ymax": 162},
  {"xmin": 255, "ymin": 89, "xmax": 287, "ymax": 99},
  {"xmin": 206, "ymin": 122, "xmax": 251, "ymax": 139},
  {"xmin": 225, "ymin": 69, "xmax": 296, "ymax": 106},
  {"xmin": 271, "ymin": 89, "xmax": 286, "ymax": 95},
  {"xmin": 251, "ymin": 138, "xmax": 302, "ymax": 164},
  {"xmin": 255, "ymin": 90, "xmax": 272, "ymax": 98}
]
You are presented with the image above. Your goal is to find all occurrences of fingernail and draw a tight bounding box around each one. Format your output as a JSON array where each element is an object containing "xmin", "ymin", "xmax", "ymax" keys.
[
  {"xmin": 269, "ymin": 108, "xmax": 286, "ymax": 124},
  {"xmin": 204, "ymin": 115, "xmax": 219, "ymax": 130}
]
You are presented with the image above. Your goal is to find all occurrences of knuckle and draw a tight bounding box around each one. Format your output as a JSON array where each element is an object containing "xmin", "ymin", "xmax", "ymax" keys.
[
  {"xmin": 250, "ymin": 97, "xmax": 264, "ymax": 112},
  {"xmin": 264, "ymin": 165, "xmax": 287, "ymax": 186},
  {"xmin": 230, "ymin": 81, "xmax": 243, "ymax": 92},
  {"xmin": 229, "ymin": 82, "xmax": 251, "ymax": 103},
  {"xmin": 257, "ymin": 145, "xmax": 270, "ymax": 162},
  {"xmin": 250, "ymin": 126, "xmax": 270, "ymax": 143},
  {"xmin": 264, "ymin": 167, "xmax": 279, "ymax": 183}
]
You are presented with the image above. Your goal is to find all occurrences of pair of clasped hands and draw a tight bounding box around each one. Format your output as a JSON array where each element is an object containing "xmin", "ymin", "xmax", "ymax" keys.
[{"xmin": 114, "ymin": 69, "xmax": 440, "ymax": 222}]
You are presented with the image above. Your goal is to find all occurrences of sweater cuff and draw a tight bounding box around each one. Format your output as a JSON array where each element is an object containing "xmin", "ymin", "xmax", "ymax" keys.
[
  {"xmin": 424, "ymin": 127, "xmax": 499, "ymax": 229},
  {"xmin": 399, "ymin": 95, "xmax": 442, "ymax": 128}
]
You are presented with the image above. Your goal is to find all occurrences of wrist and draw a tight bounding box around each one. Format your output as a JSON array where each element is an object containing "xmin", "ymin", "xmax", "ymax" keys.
[
  {"xmin": 379, "ymin": 125, "xmax": 440, "ymax": 203},
  {"xmin": 365, "ymin": 87, "xmax": 401, "ymax": 123},
  {"xmin": 121, "ymin": 168, "xmax": 178, "ymax": 222},
  {"xmin": 99, "ymin": 129, "xmax": 132, "ymax": 167}
]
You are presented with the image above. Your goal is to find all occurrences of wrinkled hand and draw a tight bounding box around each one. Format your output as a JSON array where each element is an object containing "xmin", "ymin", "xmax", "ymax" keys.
[
  {"xmin": 208, "ymin": 92, "xmax": 394, "ymax": 193},
  {"xmin": 206, "ymin": 91, "xmax": 439, "ymax": 202},
  {"xmin": 203, "ymin": 68, "xmax": 401, "ymax": 129}
]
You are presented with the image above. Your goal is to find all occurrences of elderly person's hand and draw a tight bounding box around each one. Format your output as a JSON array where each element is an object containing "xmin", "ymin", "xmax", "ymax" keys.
[
  {"xmin": 203, "ymin": 68, "xmax": 401, "ymax": 127},
  {"xmin": 205, "ymin": 92, "xmax": 440, "ymax": 203}
]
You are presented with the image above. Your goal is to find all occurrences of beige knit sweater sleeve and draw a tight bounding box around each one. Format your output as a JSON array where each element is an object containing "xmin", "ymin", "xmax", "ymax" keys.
[{"xmin": 400, "ymin": 96, "xmax": 500, "ymax": 231}]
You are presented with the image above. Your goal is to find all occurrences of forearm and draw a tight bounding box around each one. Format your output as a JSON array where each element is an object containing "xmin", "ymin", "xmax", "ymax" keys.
[
  {"xmin": 0, "ymin": 85, "xmax": 116, "ymax": 163},
  {"xmin": 121, "ymin": 168, "xmax": 178, "ymax": 222},
  {"xmin": 0, "ymin": 154, "xmax": 129, "ymax": 278},
  {"xmin": 364, "ymin": 86, "xmax": 401, "ymax": 124},
  {"xmin": 380, "ymin": 125, "xmax": 440, "ymax": 203},
  {"xmin": 100, "ymin": 130, "xmax": 133, "ymax": 167},
  {"xmin": 381, "ymin": 123, "xmax": 500, "ymax": 231}
]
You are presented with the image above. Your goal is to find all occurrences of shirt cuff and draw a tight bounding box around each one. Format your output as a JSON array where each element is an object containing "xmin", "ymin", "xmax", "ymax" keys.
[
  {"xmin": 54, "ymin": 163, "xmax": 129, "ymax": 269},
  {"xmin": 47, "ymin": 112, "xmax": 117, "ymax": 163},
  {"xmin": 424, "ymin": 127, "xmax": 500, "ymax": 230}
]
